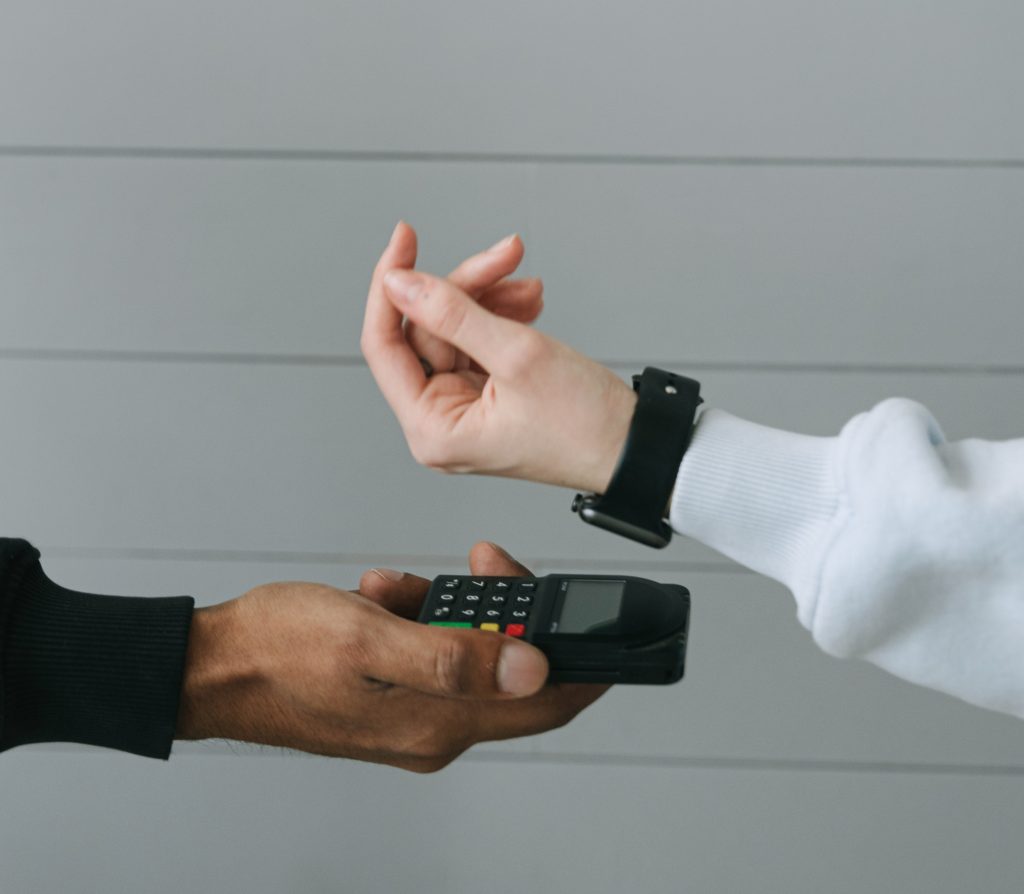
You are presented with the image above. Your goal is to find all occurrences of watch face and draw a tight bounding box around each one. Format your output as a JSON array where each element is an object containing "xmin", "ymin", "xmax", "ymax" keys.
[{"xmin": 578, "ymin": 502, "xmax": 671, "ymax": 549}]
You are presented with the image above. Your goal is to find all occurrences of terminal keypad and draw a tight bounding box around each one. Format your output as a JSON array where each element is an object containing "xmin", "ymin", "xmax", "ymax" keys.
[{"xmin": 424, "ymin": 577, "xmax": 535, "ymax": 636}]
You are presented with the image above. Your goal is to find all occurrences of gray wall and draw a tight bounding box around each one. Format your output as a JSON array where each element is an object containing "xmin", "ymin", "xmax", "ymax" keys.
[{"xmin": 2, "ymin": 3, "xmax": 1023, "ymax": 892}]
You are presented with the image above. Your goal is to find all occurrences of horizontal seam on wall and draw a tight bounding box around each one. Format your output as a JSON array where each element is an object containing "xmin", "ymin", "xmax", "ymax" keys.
[
  {"xmin": 41, "ymin": 546, "xmax": 746, "ymax": 574},
  {"xmin": 29, "ymin": 742, "xmax": 1024, "ymax": 778},
  {"xmin": 2, "ymin": 349, "xmax": 1023, "ymax": 378},
  {"xmin": 461, "ymin": 750, "xmax": 1024, "ymax": 778},
  {"xmin": 2, "ymin": 144, "xmax": 1024, "ymax": 169}
]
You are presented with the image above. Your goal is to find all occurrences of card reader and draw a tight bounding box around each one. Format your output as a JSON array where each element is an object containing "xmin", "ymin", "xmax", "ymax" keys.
[{"xmin": 418, "ymin": 574, "xmax": 690, "ymax": 684}]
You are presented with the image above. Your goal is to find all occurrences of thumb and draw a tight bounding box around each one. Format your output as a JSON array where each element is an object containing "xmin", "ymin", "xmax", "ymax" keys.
[
  {"xmin": 364, "ymin": 614, "xmax": 549, "ymax": 699},
  {"xmin": 383, "ymin": 269, "xmax": 535, "ymax": 377}
]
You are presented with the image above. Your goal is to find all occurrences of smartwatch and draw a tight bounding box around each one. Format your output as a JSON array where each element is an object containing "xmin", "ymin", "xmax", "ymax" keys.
[{"xmin": 572, "ymin": 368, "xmax": 702, "ymax": 548}]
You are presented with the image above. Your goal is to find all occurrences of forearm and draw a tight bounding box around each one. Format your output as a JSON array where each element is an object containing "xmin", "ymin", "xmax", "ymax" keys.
[
  {"xmin": 668, "ymin": 400, "xmax": 1024, "ymax": 718},
  {"xmin": 0, "ymin": 539, "xmax": 195, "ymax": 758}
]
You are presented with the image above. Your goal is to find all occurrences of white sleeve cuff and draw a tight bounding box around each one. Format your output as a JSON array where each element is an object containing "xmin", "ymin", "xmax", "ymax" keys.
[{"xmin": 668, "ymin": 408, "xmax": 841, "ymax": 618}]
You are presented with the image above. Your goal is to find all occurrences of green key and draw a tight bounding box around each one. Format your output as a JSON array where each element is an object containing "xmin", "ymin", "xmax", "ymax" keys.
[{"xmin": 429, "ymin": 621, "xmax": 472, "ymax": 628}]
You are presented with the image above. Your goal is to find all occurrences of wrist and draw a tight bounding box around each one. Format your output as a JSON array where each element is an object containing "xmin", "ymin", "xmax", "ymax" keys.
[
  {"xmin": 571, "ymin": 369, "xmax": 702, "ymax": 548},
  {"xmin": 176, "ymin": 600, "xmax": 259, "ymax": 741},
  {"xmin": 578, "ymin": 383, "xmax": 637, "ymax": 494}
]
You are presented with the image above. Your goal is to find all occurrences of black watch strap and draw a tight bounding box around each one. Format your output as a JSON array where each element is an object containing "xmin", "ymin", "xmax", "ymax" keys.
[{"xmin": 572, "ymin": 368, "xmax": 702, "ymax": 548}]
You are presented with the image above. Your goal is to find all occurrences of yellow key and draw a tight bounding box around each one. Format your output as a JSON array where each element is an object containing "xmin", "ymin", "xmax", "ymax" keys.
[{"xmin": 479, "ymin": 623, "xmax": 500, "ymax": 632}]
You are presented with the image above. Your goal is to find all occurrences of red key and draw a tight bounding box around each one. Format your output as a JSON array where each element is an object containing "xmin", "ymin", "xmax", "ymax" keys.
[{"xmin": 505, "ymin": 623, "xmax": 526, "ymax": 638}]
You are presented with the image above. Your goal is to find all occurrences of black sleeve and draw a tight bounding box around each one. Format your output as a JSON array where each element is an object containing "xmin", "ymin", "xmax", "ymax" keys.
[{"xmin": 0, "ymin": 539, "xmax": 195, "ymax": 760}]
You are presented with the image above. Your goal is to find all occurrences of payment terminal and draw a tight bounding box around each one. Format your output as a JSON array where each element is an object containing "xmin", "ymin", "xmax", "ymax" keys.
[{"xmin": 418, "ymin": 574, "xmax": 690, "ymax": 684}]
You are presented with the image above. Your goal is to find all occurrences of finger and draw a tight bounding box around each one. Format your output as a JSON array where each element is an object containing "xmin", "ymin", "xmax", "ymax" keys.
[
  {"xmin": 462, "ymin": 279, "xmax": 544, "ymax": 372},
  {"xmin": 358, "ymin": 568, "xmax": 430, "ymax": 619},
  {"xmin": 404, "ymin": 318, "xmax": 458, "ymax": 378},
  {"xmin": 367, "ymin": 220, "xmax": 418, "ymax": 322},
  {"xmin": 447, "ymin": 233, "xmax": 524, "ymax": 297},
  {"xmin": 360, "ymin": 221, "xmax": 429, "ymax": 416},
  {"xmin": 405, "ymin": 277, "xmax": 543, "ymax": 376},
  {"xmin": 468, "ymin": 541, "xmax": 533, "ymax": 577},
  {"xmin": 383, "ymin": 270, "xmax": 537, "ymax": 378},
  {"xmin": 360, "ymin": 615, "xmax": 549, "ymax": 699},
  {"xmin": 478, "ymin": 277, "xmax": 544, "ymax": 323},
  {"xmin": 408, "ymin": 230, "xmax": 528, "ymax": 377}
]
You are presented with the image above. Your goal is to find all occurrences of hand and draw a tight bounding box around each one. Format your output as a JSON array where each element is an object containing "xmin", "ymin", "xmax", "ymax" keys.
[
  {"xmin": 361, "ymin": 222, "xmax": 637, "ymax": 494},
  {"xmin": 176, "ymin": 542, "xmax": 607, "ymax": 772},
  {"xmin": 368, "ymin": 220, "xmax": 545, "ymax": 381}
]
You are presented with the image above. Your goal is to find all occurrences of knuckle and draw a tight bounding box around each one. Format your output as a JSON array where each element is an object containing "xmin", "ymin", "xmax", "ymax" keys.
[
  {"xmin": 432, "ymin": 637, "xmax": 474, "ymax": 696},
  {"xmin": 552, "ymin": 695, "xmax": 590, "ymax": 729},
  {"xmin": 341, "ymin": 616, "xmax": 377, "ymax": 672},
  {"xmin": 406, "ymin": 424, "xmax": 447, "ymax": 470},
  {"xmin": 408, "ymin": 755, "xmax": 451, "ymax": 775},
  {"xmin": 422, "ymin": 728, "xmax": 458, "ymax": 760},
  {"xmin": 506, "ymin": 328, "xmax": 547, "ymax": 374},
  {"xmin": 397, "ymin": 707, "xmax": 476, "ymax": 771},
  {"xmin": 400, "ymin": 726, "xmax": 457, "ymax": 765},
  {"xmin": 407, "ymin": 439, "xmax": 429, "ymax": 466},
  {"xmin": 408, "ymin": 441, "xmax": 434, "ymax": 468},
  {"xmin": 552, "ymin": 705, "xmax": 579, "ymax": 730},
  {"xmin": 428, "ymin": 752, "xmax": 458, "ymax": 772},
  {"xmin": 432, "ymin": 291, "xmax": 470, "ymax": 342}
]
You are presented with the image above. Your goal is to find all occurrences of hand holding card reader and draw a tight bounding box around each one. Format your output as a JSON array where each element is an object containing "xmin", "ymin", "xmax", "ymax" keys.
[{"xmin": 418, "ymin": 575, "xmax": 690, "ymax": 684}]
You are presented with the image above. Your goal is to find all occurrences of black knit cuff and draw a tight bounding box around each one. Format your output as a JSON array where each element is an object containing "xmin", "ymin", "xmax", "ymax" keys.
[{"xmin": 0, "ymin": 540, "xmax": 195, "ymax": 759}]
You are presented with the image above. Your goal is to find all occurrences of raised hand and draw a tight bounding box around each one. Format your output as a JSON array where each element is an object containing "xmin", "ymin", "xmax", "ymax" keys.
[{"xmin": 361, "ymin": 223, "xmax": 636, "ymax": 493}]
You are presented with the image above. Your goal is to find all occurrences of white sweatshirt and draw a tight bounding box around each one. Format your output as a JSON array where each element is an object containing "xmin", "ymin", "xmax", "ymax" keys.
[{"xmin": 669, "ymin": 398, "xmax": 1024, "ymax": 719}]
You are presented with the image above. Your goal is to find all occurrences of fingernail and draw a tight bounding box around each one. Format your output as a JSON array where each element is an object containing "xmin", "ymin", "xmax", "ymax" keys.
[
  {"xmin": 486, "ymin": 541, "xmax": 515, "ymax": 562},
  {"xmin": 487, "ymin": 233, "xmax": 518, "ymax": 253},
  {"xmin": 371, "ymin": 568, "xmax": 405, "ymax": 582},
  {"xmin": 383, "ymin": 269, "xmax": 424, "ymax": 304},
  {"xmin": 386, "ymin": 221, "xmax": 403, "ymax": 248},
  {"xmin": 497, "ymin": 642, "xmax": 547, "ymax": 696}
]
